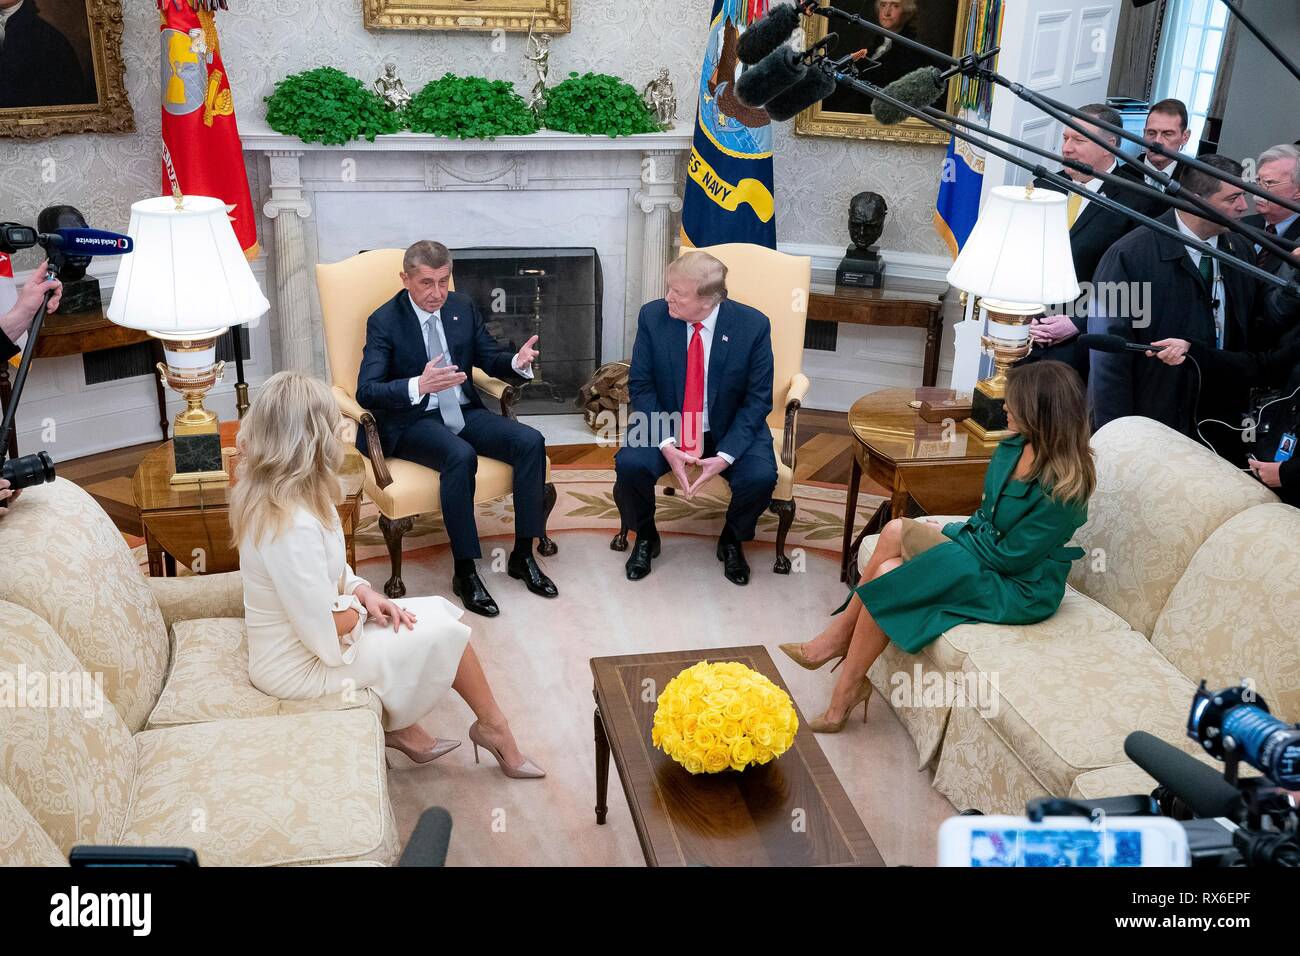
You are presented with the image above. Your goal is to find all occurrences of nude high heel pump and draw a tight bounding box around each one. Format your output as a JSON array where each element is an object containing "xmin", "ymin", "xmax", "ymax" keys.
[
  {"xmin": 384, "ymin": 736, "xmax": 461, "ymax": 770},
  {"xmin": 778, "ymin": 642, "xmax": 846, "ymax": 672},
  {"xmin": 468, "ymin": 721, "xmax": 546, "ymax": 779},
  {"xmin": 807, "ymin": 680, "xmax": 873, "ymax": 734}
]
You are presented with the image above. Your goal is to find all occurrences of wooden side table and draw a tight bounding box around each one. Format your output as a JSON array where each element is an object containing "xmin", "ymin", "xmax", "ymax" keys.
[
  {"xmin": 808, "ymin": 282, "xmax": 946, "ymax": 387},
  {"xmin": 1, "ymin": 306, "xmax": 170, "ymax": 460},
  {"xmin": 133, "ymin": 441, "xmax": 365, "ymax": 576},
  {"xmin": 839, "ymin": 388, "xmax": 1000, "ymax": 581}
]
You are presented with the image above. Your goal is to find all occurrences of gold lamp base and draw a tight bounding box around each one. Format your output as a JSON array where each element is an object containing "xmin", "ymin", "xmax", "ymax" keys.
[
  {"xmin": 962, "ymin": 301, "xmax": 1038, "ymax": 443},
  {"xmin": 152, "ymin": 330, "xmax": 229, "ymax": 486}
]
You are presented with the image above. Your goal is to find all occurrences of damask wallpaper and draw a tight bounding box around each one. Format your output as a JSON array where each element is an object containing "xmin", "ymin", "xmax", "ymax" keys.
[{"xmin": 0, "ymin": 0, "xmax": 951, "ymax": 270}]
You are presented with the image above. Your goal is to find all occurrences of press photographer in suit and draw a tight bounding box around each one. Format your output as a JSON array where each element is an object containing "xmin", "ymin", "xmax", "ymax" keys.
[
  {"xmin": 614, "ymin": 251, "xmax": 777, "ymax": 586},
  {"xmin": 355, "ymin": 241, "xmax": 556, "ymax": 618},
  {"xmin": 0, "ymin": 260, "xmax": 62, "ymax": 519}
]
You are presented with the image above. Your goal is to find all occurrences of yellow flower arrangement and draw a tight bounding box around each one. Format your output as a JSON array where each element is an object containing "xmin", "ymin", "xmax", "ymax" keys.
[{"xmin": 651, "ymin": 661, "xmax": 799, "ymax": 774}]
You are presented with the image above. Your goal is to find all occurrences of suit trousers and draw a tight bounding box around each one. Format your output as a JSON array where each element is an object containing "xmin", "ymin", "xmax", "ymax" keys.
[
  {"xmin": 613, "ymin": 432, "xmax": 777, "ymax": 542},
  {"xmin": 393, "ymin": 405, "xmax": 547, "ymax": 560}
]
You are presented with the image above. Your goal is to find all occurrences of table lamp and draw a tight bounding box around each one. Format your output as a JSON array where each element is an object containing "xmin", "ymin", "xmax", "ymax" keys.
[
  {"xmin": 946, "ymin": 185, "xmax": 1079, "ymax": 441},
  {"xmin": 107, "ymin": 194, "xmax": 269, "ymax": 485}
]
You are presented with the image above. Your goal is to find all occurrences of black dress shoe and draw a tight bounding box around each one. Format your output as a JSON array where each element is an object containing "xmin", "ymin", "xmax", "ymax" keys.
[
  {"xmin": 507, "ymin": 552, "xmax": 558, "ymax": 598},
  {"xmin": 625, "ymin": 537, "xmax": 661, "ymax": 581},
  {"xmin": 717, "ymin": 540, "xmax": 750, "ymax": 586},
  {"xmin": 452, "ymin": 571, "xmax": 500, "ymax": 617}
]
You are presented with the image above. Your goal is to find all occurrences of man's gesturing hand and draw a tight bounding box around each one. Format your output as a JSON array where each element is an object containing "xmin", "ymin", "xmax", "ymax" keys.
[
  {"xmin": 686, "ymin": 456, "xmax": 728, "ymax": 496},
  {"xmin": 515, "ymin": 334, "xmax": 539, "ymax": 373},
  {"xmin": 661, "ymin": 442, "xmax": 697, "ymax": 497},
  {"xmin": 417, "ymin": 353, "xmax": 467, "ymax": 397}
]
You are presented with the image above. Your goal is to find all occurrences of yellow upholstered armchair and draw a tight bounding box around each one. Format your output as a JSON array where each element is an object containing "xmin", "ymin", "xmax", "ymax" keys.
[
  {"xmin": 317, "ymin": 248, "xmax": 557, "ymax": 598},
  {"xmin": 611, "ymin": 242, "xmax": 811, "ymax": 573}
]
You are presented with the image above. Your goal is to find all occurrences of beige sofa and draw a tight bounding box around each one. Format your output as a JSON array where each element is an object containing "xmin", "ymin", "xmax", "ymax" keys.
[
  {"xmin": 0, "ymin": 478, "xmax": 399, "ymax": 865},
  {"xmin": 856, "ymin": 416, "xmax": 1297, "ymax": 813}
]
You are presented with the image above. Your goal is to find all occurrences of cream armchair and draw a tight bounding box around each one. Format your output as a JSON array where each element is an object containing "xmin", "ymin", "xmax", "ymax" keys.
[
  {"xmin": 611, "ymin": 243, "xmax": 811, "ymax": 573},
  {"xmin": 317, "ymin": 249, "xmax": 557, "ymax": 598}
]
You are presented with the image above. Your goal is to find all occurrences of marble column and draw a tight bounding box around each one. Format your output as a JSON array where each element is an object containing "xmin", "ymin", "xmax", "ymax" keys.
[
  {"xmin": 635, "ymin": 148, "xmax": 683, "ymax": 308},
  {"xmin": 262, "ymin": 150, "xmax": 316, "ymax": 376}
]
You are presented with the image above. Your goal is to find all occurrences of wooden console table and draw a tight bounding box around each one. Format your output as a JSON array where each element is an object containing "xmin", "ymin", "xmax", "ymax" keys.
[
  {"xmin": 0, "ymin": 306, "xmax": 169, "ymax": 460},
  {"xmin": 808, "ymin": 281, "xmax": 946, "ymax": 388}
]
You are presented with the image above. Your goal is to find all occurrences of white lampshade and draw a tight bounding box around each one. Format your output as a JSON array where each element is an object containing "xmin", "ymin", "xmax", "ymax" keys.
[
  {"xmin": 946, "ymin": 185, "xmax": 1080, "ymax": 307},
  {"xmin": 107, "ymin": 195, "xmax": 269, "ymax": 335}
]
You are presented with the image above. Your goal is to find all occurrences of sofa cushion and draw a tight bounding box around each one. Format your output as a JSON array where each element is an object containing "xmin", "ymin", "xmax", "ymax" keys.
[
  {"xmin": 124, "ymin": 710, "xmax": 399, "ymax": 866},
  {"xmin": 965, "ymin": 632, "xmax": 1201, "ymax": 798},
  {"xmin": 1068, "ymin": 417, "xmax": 1276, "ymax": 637},
  {"xmin": 0, "ymin": 601, "xmax": 137, "ymax": 855},
  {"xmin": 148, "ymin": 617, "xmax": 381, "ymax": 728},
  {"xmin": 0, "ymin": 478, "xmax": 170, "ymax": 731},
  {"xmin": 0, "ymin": 783, "xmax": 68, "ymax": 866},
  {"xmin": 1150, "ymin": 503, "xmax": 1300, "ymax": 722}
]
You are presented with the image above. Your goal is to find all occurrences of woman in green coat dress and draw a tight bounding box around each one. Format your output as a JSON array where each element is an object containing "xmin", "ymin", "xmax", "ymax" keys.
[{"xmin": 781, "ymin": 361, "xmax": 1097, "ymax": 732}]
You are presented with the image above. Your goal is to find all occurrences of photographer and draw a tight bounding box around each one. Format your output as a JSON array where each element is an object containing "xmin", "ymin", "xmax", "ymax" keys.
[
  {"xmin": 1, "ymin": 260, "xmax": 62, "ymax": 519},
  {"xmin": 1, "ymin": 259, "xmax": 62, "ymax": 361}
]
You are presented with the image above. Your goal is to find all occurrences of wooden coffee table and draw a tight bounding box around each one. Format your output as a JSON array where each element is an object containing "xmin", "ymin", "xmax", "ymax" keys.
[{"xmin": 591, "ymin": 645, "xmax": 883, "ymax": 867}]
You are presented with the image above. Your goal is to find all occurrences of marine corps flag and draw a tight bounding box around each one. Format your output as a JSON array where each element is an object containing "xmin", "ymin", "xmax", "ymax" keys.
[
  {"xmin": 158, "ymin": 0, "xmax": 259, "ymax": 258},
  {"xmin": 680, "ymin": 0, "xmax": 777, "ymax": 249}
]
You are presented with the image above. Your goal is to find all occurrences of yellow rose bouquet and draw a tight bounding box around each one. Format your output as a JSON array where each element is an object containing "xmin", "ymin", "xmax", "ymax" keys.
[{"xmin": 651, "ymin": 661, "xmax": 798, "ymax": 774}]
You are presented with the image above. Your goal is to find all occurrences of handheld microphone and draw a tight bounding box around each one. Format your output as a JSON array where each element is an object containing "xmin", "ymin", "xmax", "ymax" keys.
[
  {"xmin": 397, "ymin": 806, "xmax": 453, "ymax": 867},
  {"xmin": 870, "ymin": 66, "xmax": 946, "ymax": 125},
  {"xmin": 1124, "ymin": 731, "xmax": 1245, "ymax": 820},
  {"xmin": 1078, "ymin": 333, "xmax": 1167, "ymax": 354},
  {"xmin": 737, "ymin": 3, "xmax": 804, "ymax": 65},
  {"xmin": 736, "ymin": 47, "xmax": 807, "ymax": 109},
  {"xmin": 44, "ymin": 227, "xmax": 133, "ymax": 256},
  {"xmin": 764, "ymin": 67, "xmax": 838, "ymax": 121}
]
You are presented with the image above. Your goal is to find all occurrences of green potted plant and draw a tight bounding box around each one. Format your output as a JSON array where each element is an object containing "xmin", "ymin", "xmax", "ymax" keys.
[
  {"xmin": 264, "ymin": 66, "xmax": 402, "ymax": 145},
  {"xmin": 405, "ymin": 74, "xmax": 538, "ymax": 139},
  {"xmin": 541, "ymin": 72, "xmax": 665, "ymax": 137}
]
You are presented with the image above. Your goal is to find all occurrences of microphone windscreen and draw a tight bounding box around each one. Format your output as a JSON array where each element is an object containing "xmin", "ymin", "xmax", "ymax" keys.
[
  {"xmin": 735, "ymin": 47, "xmax": 806, "ymax": 109},
  {"xmin": 764, "ymin": 67, "xmax": 837, "ymax": 122},
  {"xmin": 737, "ymin": 4, "xmax": 803, "ymax": 65},
  {"xmin": 870, "ymin": 66, "xmax": 946, "ymax": 125},
  {"xmin": 1077, "ymin": 333, "xmax": 1128, "ymax": 353},
  {"xmin": 398, "ymin": 806, "xmax": 453, "ymax": 867},
  {"xmin": 1123, "ymin": 732, "xmax": 1244, "ymax": 820}
]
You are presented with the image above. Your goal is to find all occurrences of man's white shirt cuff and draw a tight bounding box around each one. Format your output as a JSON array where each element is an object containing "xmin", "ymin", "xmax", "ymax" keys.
[{"xmin": 512, "ymin": 356, "xmax": 534, "ymax": 379}]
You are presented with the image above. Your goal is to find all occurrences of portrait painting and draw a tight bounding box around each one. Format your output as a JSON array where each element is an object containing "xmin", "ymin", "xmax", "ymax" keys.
[
  {"xmin": 0, "ymin": 0, "xmax": 133, "ymax": 138},
  {"xmin": 796, "ymin": 0, "xmax": 970, "ymax": 145}
]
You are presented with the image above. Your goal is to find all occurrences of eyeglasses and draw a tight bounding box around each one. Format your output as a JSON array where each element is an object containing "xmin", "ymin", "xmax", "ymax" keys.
[{"xmin": 1256, "ymin": 178, "xmax": 1294, "ymax": 192}]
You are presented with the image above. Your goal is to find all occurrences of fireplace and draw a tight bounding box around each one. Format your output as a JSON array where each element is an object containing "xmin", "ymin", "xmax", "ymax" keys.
[{"xmin": 450, "ymin": 247, "xmax": 601, "ymax": 417}]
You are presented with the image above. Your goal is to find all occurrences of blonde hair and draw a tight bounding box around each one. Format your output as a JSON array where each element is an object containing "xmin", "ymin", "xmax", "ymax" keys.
[
  {"xmin": 666, "ymin": 251, "xmax": 728, "ymax": 302},
  {"xmin": 228, "ymin": 371, "xmax": 345, "ymax": 548},
  {"xmin": 1004, "ymin": 360, "xmax": 1096, "ymax": 505}
]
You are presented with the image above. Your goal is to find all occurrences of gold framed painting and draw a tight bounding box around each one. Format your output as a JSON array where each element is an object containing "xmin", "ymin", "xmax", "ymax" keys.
[
  {"xmin": 0, "ymin": 0, "xmax": 134, "ymax": 139},
  {"xmin": 363, "ymin": 0, "xmax": 570, "ymax": 33},
  {"xmin": 795, "ymin": 0, "xmax": 970, "ymax": 145}
]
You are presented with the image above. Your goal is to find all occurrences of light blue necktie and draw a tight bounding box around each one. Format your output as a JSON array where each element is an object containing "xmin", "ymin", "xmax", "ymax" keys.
[{"xmin": 425, "ymin": 314, "xmax": 465, "ymax": 434}]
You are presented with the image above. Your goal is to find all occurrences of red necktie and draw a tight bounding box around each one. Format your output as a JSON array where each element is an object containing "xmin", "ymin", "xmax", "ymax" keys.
[{"xmin": 682, "ymin": 322, "xmax": 705, "ymax": 457}]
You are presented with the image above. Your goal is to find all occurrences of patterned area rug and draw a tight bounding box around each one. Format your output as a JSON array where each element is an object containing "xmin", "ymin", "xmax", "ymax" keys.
[{"xmin": 352, "ymin": 467, "xmax": 886, "ymax": 561}]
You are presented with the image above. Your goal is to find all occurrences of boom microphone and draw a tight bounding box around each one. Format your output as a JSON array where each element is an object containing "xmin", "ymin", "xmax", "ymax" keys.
[
  {"xmin": 736, "ymin": 47, "xmax": 807, "ymax": 108},
  {"xmin": 1078, "ymin": 333, "xmax": 1167, "ymax": 355},
  {"xmin": 45, "ymin": 227, "xmax": 133, "ymax": 256},
  {"xmin": 737, "ymin": 3, "xmax": 804, "ymax": 65},
  {"xmin": 1124, "ymin": 731, "xmax": 1246, "ymax": 820},
  {"xmin": 870, "ymin": 66, "xmax": 947, "ymax": 125},
  {"xmin": 764, "ymin": 67, "xmax": 837, "ymax": 122}
]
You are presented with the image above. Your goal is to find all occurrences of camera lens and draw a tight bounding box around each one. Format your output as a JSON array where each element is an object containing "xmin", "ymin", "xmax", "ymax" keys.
[{"xmin": 1, "ymin": 451, "xmax": 56, "ymax": 491}]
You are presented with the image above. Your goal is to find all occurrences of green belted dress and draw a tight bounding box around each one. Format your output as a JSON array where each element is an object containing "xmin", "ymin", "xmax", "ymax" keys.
[{"xmin": 845, "ymin": 434, "xmax": 1089, "ymax": 654}]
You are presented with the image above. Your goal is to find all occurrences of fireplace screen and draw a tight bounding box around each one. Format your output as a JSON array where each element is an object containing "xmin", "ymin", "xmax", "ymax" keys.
[{"xmin": 449, "ymin": 247, "xmax": 602, "ymax": 417}]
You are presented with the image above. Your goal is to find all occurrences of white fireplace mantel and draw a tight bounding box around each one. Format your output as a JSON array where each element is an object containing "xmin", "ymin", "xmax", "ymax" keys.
[{"xmin": 241, "ymin": 119, "xmax": 693, "ymax": 378}]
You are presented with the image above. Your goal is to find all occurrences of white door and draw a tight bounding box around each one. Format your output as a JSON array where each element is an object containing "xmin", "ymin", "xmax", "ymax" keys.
[{"xmin": 981, "ymin": 1, "xmax": 1124, "ymax": 192}]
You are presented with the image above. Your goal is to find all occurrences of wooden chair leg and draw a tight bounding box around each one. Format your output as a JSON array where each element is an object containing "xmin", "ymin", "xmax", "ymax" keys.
[
  {"xmin": 538, "ymin": 481, "xmax": 559, "ymax": 556},
  {"xmin": 378, "ymin": 514, "xmax": 414, "ymax": 598},
  {"xmin": 770, "ymin": 498, "xmax": 796, "ymax": 574}
]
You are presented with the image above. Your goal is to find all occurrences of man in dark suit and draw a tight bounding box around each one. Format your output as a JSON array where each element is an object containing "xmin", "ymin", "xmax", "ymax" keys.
[
  {"xmin": 1028, "ymin": 104, "xmax": 1155, "ymax": 379},
  {"xmin": 355, "ymin": 241, "xmax": 556, "ymax": 617},
  {"xmin": 614, "ymin": 251, "xmax": 777, "ymax": 586},
  {"xmin": 1088, "ymin": 155, "xmax": 1263, "ymax": 458},
  {"xmin": 1244, "ymin": 144, "xmax": 1300, "ymax": 276},
  {"xmin": 0, "ymin": 0, "xmax": 91, "ymax": 109},
  {"xmin": 820, "ymin": 0, "xmax": 943, "ymax": 115},
  {"xmin": 1134, "ymin": 99, "xmax": 1191, "ymax": 215}
]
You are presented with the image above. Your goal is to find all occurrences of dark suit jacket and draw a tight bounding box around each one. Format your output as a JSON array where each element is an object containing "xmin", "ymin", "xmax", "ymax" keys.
[
  {"xmin": 1027, "ymin": 161, "xmax": 1153, "ymax": 375},
  {"xmin": 354, "ymin": 289, "xmax": 524, "ymax": 458},
  {"xmin": 1242, "ymin": 212, "xmax": 1300, "ymax": 276},
  {"xmin": 1088, "ymin": 210, "xmax": 1262, "ymax": 440},
  {"xmin": 628, "ymin": 297, "xmax": 773, "ymax": 463},
  {"xmin": 0, "ymin": 2, "xmax": 91, "ymax": 109},
  {"xmin": 1133, "ymin": 153, "xmax": 1183, "ymax": 217}
]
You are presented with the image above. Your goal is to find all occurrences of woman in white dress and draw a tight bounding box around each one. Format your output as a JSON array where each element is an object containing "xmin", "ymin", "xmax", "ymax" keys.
[{"xmin": 230, "ymin": 371, "xmax": 543, "ymax": 778}]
